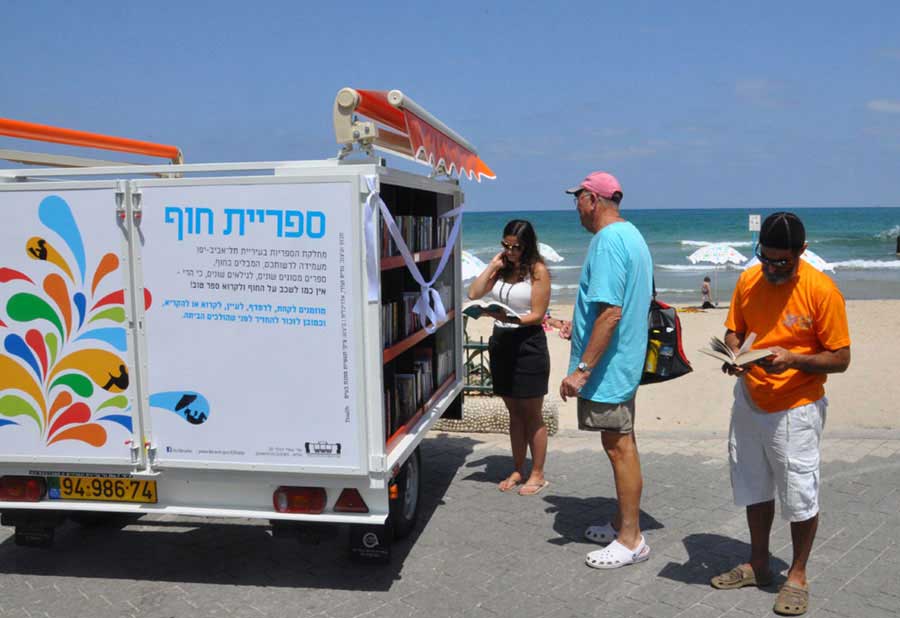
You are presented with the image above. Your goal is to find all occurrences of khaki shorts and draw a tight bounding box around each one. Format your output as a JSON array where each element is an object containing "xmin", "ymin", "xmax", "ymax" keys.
[{"xmin": 577, "ymin": 397, "xmax": 636, "ymax": 433}]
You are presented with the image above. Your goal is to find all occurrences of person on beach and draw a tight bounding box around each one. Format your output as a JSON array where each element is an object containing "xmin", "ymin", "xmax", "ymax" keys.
[
  {"xmin": 701, "ymin": 276, "xmax": 715, "ymax": 308},
  {"xmin": 710, "ymin": 212, "xmax": 851, "ymax": 616},
  {"xmin": 558, "ymin": 171, "xmax": 654, "ymax": 569},
  {"xmin": 468, "ymin": 220, "xmax": 552, "ymax": 496}
]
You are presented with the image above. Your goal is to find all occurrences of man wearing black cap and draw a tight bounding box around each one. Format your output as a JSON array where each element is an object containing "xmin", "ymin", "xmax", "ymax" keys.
[{"xmin": 710, "ymin": 212, "xmax": 851, "ymax": 616}]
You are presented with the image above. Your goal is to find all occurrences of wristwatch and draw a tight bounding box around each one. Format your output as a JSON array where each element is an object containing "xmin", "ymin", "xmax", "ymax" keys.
[{"xmin": 576, "ymin": 361, "xmax": 591, "ymax": 373}]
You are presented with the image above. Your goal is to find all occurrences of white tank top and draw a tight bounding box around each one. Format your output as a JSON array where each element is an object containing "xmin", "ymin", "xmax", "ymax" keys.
[{"xmin": 489, "ymin": 276, "xmax": 533, "ymax": 329}]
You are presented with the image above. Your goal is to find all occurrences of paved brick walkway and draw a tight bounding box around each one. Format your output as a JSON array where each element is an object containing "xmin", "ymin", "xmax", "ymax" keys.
[{"xmin": 1, "ymin": 431, "xmax": 898, "ymax": 617}]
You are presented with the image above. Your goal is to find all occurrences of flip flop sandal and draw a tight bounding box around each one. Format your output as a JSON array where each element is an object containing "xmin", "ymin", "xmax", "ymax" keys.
[
  {"xmin": 498, "ymin": 475, "xmax": 522, "ymax": 492},
  {"xmin": 710, "ymin": 564, "xmax": 774, "ymax": 589},
  {"xmin": 773, "ymin": 582, "xmax": 809, "ymax": 616},
  {"xmin": 585, "ymin": 537, "xmax": 650, "ymax": 569},
  {"xmin": 517, "ymin": 480, "xmax": 549, "ymax": 496},
  {"xmin": 584, "ymin": 522, "xmax": 618, "ymax": 544}
]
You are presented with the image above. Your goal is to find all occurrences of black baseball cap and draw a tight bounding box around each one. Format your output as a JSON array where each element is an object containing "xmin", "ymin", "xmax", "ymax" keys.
[{"xmin": 759, "ymin": 212, "xmax": 806, "ymax": 250}]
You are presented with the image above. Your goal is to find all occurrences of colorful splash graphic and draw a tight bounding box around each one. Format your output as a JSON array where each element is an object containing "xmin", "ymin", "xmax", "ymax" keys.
[{"xmin": 0, "ymin": 195, "xmax": 208, "ymax": 449}]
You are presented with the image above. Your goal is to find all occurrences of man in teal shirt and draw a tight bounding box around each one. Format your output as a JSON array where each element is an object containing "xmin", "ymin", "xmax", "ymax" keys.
[{"xmin": 559, "ymin": 171, "xmax": 653, "ymax": 570}]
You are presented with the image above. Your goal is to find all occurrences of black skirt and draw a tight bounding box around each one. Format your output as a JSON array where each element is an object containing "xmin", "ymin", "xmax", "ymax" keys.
[{"xmin": 488, "ymin": 325, "xmax": 550, "ymax": 399}]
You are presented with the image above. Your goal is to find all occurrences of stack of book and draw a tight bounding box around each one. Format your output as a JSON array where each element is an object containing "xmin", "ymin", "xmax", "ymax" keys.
[{"xmin": 382, "ymin": 215, "xmax": 435, "ymax": 256}]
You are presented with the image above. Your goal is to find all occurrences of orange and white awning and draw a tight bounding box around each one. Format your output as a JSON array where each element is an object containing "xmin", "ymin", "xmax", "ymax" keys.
[{"xmin": 333, "ymin": 88, "xmax": 495, "ymax": 182}]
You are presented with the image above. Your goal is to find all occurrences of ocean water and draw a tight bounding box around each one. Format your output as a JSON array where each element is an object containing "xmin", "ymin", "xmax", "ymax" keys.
[{"xmin": 461, "ymin": 207, "xmax": 900, "ymax": 305}]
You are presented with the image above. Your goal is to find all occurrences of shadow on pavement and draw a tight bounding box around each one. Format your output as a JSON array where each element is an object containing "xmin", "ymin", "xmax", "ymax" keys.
[
  {"xmin": 656, "ymin": 532, "xmax": 788, "ymax": 589},
  {"xmin": 0, "ymin": 435, "xmax": 478, "ymax": 591},
  {"xmin": 461, "ymin": 453, "xmax": 516, "ymax": 486},
  {"xmin": 542, "ymin": 494, "xmax": 664, "ymax": 546}
]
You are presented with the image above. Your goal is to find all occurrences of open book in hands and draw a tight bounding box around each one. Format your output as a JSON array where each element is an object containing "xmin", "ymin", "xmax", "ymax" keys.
[
  {"xmin": 462, "ymin": 300, "xmax": 521, "ymax": 320},
  {"xmin": 697, "ymin": 334, "xmax": 774, "ymax": 368}
]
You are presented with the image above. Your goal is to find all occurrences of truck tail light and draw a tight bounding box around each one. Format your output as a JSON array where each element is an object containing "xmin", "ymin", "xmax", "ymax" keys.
[
  {"xmin": 0, "ymin": 476, "xmax": 46, "ymax": 502},
  {"xmin": 273, "ymin": 487, "xmax": 326, "ymax": 514},
  {"xmin": 334, "ymin": 489, "xmax": 369, "ymax": 513}
]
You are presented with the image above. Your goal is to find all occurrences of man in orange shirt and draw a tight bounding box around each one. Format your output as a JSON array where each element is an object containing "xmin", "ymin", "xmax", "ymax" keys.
[{"xmin": 709, "ymin": 212, "xmax": 851, "ymax": 616}]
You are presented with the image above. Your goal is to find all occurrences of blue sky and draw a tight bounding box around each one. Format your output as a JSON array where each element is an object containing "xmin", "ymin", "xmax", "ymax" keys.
[{"xmin": 2, "ymin": 1, "xmax": 899, "ymax": 211}]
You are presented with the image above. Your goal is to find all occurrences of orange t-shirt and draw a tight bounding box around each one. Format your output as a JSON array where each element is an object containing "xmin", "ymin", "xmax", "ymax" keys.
[{"xmin": 725, "ymin": 261, "xmax": 851, "ymax": 412}]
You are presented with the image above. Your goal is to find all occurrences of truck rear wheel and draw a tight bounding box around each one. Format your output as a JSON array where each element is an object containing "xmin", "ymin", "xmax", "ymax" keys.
[{"xmin": 389, "ymin": 446, "xmax": 421, "ymax": 539}]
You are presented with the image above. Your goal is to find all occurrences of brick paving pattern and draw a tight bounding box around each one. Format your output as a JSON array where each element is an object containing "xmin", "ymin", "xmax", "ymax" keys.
[{"xmin": 1, "ymin": 431, "xmax": 897, "ymax": 617}]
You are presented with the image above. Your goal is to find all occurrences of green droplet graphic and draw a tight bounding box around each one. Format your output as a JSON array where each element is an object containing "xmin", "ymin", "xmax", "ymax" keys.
[
  {"xmin": 0, "ymin": 395, "xmax": 42, "ymax": 429},
  {"xmin": 97, "ymin": 395, "xmax": 128, "ymax": 411},
  {"xmin": 49, "ymin": 373, "xmax": 94, "ymax": 398},
  {"xmin": 7, "ymin": 293, "xmax": 64, "ymax": 339},
  {"xmin": 45, "ymin": 332, "xmax": 59, "ymax": 366},
  {"xmin": 89, "ymin": 307, "xmax": 126, "ymax": 324}
]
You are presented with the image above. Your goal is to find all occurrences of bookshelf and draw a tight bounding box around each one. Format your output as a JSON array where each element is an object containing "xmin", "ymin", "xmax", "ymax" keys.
[
  {"xmin": 385, "ymin": 374, "xmax": 456, "ymax": 449},
  {"xmin": 382, "ymin": 310, "xmax": 455, "ymax": 364},
  {"xmin": 380, "ymin": 248, "xmax": 446, "ymax": 271},
  {"xmin": 379, "ymin": 181, "xmax": 459, "ymax": 446}
]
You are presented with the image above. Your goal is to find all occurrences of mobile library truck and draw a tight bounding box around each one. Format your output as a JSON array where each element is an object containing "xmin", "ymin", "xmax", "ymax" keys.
[{"xmin": 0, "ymin": 88, "xmax": 494, "ymax": 560}]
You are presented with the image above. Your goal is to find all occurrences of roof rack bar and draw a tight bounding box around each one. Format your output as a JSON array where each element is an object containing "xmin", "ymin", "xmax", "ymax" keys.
[
  {"xmin": 0, "ymin": 117, "xmax": 183, "ymax": 163},
  {"xmin": 0, "ymin": 148, "xmax": 143, "ymax": 169}
]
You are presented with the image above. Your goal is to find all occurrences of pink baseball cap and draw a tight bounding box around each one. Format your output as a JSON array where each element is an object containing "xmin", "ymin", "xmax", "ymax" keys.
[{"xmin": 565, "ymin": 171, "xmax": 623, "ymax": 199}]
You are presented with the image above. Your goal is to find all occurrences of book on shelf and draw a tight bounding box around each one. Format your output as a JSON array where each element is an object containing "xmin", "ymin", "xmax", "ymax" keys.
[
  {"xmin": 697, "ymin": 334, "xmax": 774, "ymax": 367},
  {"xmin": 394, "ymin": 373, "xmax": 417, "ymax": 426},
  {"xmin": 401, "ymin": 292, "xmax": 421, "ymax": 337},
  {"xmin": 437, "ymin": 216, "xmax": 452, "ymax": 247},
  {"xmin": 381, "ymin": 301, "xmax": 400, "ymax": 348},
  {"xmin": 462, "ymin": 299, "xmax": 521, "ymax": 321},
  {"xmin": 413, "ymin": 347, "xmax": 434, "ymax": 406},
  {"xmin": 382, "ymin": 215, "xmax": 437, "ymax": 257}
]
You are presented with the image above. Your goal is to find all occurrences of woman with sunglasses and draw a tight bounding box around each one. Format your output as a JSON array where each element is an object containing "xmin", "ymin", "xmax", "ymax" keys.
[{"xmin": 467, "ymin": 220, "xmax": 552, "ymax": 495}]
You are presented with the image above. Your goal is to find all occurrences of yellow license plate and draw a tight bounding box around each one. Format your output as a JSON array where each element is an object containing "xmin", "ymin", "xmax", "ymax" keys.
[{"xmin": 51, "ymin": 476, "xmax": 157, "ymax": 504}]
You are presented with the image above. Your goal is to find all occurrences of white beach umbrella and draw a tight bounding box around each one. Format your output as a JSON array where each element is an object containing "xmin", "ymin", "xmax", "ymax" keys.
[
  {"xmin": 743, "ymin": 248, "xmax": 835, "ymax": 273},
  {"xmin": 538, "ymin": 242, "xmax": 564, "ymax": 263},
  {"xmin": 687, "ymin": 243, "xmax": 748, "ymax": 266},
  {"xmin": 687, "ymin": 243, "xmax": 748, "ymax": 304},
  {"xmin": 461, "ymin": 251, "xmax": 488, "ymax": 281}
]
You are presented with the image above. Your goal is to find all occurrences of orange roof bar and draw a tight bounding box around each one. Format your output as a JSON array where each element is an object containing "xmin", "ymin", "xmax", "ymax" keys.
[{"xmin": 0, "ymin": 117, "xmax": 183, "ymax": 163}]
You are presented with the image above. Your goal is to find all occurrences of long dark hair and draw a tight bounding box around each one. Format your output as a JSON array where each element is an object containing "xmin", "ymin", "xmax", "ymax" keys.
[{"xmin": 499, "ymin": 219, "xmax": 545, "ymax": 282}]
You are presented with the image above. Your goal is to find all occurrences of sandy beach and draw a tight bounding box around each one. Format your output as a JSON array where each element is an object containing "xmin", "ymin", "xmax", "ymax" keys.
[{"xmin": 464, "ymin": 299, "xmax": 900, "ymax": 434}]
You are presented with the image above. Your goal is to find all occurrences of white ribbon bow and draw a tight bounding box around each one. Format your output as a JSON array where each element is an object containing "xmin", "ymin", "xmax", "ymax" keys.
[{"xmin": 364, "ymin": 175, "xmax": 463, "ymax": 333}]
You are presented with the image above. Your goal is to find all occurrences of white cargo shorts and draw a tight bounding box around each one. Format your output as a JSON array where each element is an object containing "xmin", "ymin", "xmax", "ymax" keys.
[{"xmin": 729, "ymin": 381, "xmax": 827, "ymax": 522}]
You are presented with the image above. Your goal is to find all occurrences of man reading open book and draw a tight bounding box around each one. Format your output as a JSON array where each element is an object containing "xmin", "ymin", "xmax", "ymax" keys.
[{"xmin": 709, "ymin": 212, "xmax": 851, "ymax": 617}]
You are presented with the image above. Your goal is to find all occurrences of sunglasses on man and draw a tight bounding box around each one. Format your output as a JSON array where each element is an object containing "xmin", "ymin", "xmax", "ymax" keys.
[{"xmin": 754, "ymin": 244, "xmax": 795, "ymax": 269}]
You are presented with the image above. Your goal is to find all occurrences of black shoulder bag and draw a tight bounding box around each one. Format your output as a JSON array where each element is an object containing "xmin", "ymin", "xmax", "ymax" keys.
[{"xmin": 640, "ymin": 281, "xmax": 693, "ymax": 385}]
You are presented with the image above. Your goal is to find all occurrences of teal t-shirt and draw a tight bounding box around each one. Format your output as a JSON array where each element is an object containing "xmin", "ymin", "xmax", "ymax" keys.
[{"xmin": 568, "ymin": 221, "xmax": 653, "ymax": 403}]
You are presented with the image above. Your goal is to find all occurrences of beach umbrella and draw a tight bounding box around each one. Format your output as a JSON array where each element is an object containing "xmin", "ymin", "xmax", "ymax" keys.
[
  {"xmin": 538, "ymin": 242, "xmax": 564, "ymax": 263},
  {"xmin": 687, "ymin": 243, "xmax": 748, "ymax": 304},
  {"xmin": 743, "ymin": 248, "xmax": 835, "ymax": 273},
  {"xmin": 461, "ymin": 251, "xmax": 487, "ymax": 281}
]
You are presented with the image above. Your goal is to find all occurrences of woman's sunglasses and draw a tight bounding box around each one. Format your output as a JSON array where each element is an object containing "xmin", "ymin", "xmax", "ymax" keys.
[{"xmin": 500, "ymin": 241, "xmax": 523, "ymax": 252}]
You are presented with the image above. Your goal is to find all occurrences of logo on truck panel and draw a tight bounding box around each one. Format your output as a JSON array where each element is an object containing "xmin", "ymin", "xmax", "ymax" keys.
[{"xmin": 0, "ymin": 195, "xmax": 208, "ymax": 448}]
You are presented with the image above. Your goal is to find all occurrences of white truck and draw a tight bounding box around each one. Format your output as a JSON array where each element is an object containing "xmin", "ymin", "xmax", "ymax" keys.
[{"xmin": 0, "ymin": 88, "xmax": 493, "ymax": 560}]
